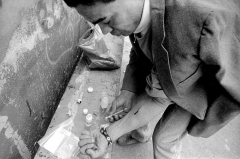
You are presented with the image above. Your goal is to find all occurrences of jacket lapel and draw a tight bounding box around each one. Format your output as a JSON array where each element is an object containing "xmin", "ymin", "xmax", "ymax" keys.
[{"xmin": 151, "ymin": 0, "xmax": 180, "ymax": 99}]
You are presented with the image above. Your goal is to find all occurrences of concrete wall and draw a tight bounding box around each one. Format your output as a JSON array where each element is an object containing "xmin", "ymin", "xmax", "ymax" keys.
[{"xmin": 0, "ymin": 0, "xmax": 88, "ymax": 158}]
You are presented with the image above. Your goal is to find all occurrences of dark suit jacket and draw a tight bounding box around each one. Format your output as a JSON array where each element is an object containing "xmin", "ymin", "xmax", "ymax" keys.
[{"xmin": 122, "ymin": 0, "xmax": 240, "ymax": 137}]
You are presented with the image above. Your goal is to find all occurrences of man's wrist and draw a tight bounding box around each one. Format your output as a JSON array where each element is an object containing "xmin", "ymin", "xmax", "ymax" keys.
[{"xmin": 100, "ymin": 126, "xmax": 113, "ymax": 146}]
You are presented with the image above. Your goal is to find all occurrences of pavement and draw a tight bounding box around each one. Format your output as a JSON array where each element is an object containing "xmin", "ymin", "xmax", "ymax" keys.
[{"xmin": 111, "ymin": 37, "xmax": 240, "ymax": 159}]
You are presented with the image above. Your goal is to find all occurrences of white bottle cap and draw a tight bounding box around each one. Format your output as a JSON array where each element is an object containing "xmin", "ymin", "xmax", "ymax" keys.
[
  {"xmin": 88, "ymin": 87, "xmax": 94, "ymax": 93},
  {"xmin": 83, "ymin": 109, "xmax": 88, "ymax": 115},
  {"xmin": 86, "ymin": 114, "xmax": 93, "ymax": 122}
]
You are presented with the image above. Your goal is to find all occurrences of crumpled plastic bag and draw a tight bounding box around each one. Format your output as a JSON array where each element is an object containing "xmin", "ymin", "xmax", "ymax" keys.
[
  {"xmin": 38, "ymin": 118, "xmax": 80, "ymax": 159},
  {"xmin": 78, "ymin": 22, "xmax": 120, "ymax": 70}
]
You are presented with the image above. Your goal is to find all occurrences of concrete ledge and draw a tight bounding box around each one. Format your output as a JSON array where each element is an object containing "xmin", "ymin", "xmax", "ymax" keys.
[{"xmin": 34, "ymin": 34, "xmax": 124, "ymax": 159}]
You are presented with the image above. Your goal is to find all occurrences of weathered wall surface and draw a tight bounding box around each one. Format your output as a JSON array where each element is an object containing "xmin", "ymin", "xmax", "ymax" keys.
[{"xmin": 0, "ymin": 0, "xmax": 88, "ymax": 158}]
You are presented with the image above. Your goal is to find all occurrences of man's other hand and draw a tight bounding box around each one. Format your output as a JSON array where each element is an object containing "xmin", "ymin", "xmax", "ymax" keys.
[
  {"xmin": 106, "ymin": 90, "xmax": 135, "ymax": 123},
  {"xmin": 79, "ymin": 129, "xmax": 108, "ymax": 159}
]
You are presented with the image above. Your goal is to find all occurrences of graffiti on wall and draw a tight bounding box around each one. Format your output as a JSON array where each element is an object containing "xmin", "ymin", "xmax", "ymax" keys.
[{"xmin": 0, "ymin": 0, "xmax": 89, "ymax": 158}]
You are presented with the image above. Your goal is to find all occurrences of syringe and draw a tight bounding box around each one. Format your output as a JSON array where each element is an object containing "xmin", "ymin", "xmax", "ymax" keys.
[{"xmin": 105, "ymin": 108, "xmax": 128, "ymax": 121}]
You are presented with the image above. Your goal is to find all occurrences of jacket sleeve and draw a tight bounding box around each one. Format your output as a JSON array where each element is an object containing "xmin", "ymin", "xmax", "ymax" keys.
[
  {"xmin": 188, "ymin": 9, "xmax": 240, "ymax": 137},
  {"xmin": 121, "ymin": 36, "xmax": 153, "ymax": 94}
]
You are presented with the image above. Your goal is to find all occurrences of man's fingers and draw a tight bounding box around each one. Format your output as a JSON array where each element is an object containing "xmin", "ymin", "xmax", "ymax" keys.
[
  {"xmin": 85, "ymin": 149, "xmax": 95, "ymax": 158},
  {"xmin": 79, "ymin": 135, "xmax": 93, "ymax": 140},
  {"xmin": 79, "ymin": 144, "xmax": 95, "ymax": 155},
  {"xmin": 113, "ymin": 114, "xmax": 120, "ymax": 121},
  {"xmin": 108, "ymin": 116, "xmax": 119, "ymax": 123},
  {"xmin": 79, "ymin": 138, "xmax": 95, "ymax": 147},
  {"xmin": 81, "ymin": 130, "xmax": 91, "ymax": 135},
  {"xmin": 108, "ymin": 112, "xmax": 127, "ymax": 123},
  {"xmin": 78, "ymin": 154, "xmax": 91, "ymax": 159},
  {"xmin": 124, "ymin": 107, "xmax": 131, "ymax": 113},
  {"xmin": 86, "ymin": 148, "xmax": 104, "ymax": 159},
  {"xmin": 118, "ymin": 114, "xmax": 124, "ymax": 118},
  {"xmin": 108, "ymin": 116, "xmax": 115, "ymax": 123}
]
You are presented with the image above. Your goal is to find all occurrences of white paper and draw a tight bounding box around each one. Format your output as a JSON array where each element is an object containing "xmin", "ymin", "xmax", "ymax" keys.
[{"xmin": 43, "ymin": 129, "xmax": 66, "ymax": 154}]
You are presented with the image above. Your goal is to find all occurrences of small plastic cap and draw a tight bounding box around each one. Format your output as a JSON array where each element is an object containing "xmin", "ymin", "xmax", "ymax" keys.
[
  {"xmin": 86, "ymin": 114, "xmax": 93, "ymax": 122},
  {"xmin": 77, "ymin": 99, "xmax": 82, "ymax": 103},
  {"xmin": 88, "ymin": 87, "xmax": 94, "ymax": 93},
  {"xmin": 83, "ymin": 109, "xmax": 88, "ymax": 115}
]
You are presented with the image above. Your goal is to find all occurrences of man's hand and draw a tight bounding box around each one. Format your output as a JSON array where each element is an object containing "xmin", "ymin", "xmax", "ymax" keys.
[
  {"xmin": 106, "ymin": 90, "xmax": 135, "ymax": 123},
  {"xmin": 78, "ymin": 129, "xmax": 108, "ymax": 159}
]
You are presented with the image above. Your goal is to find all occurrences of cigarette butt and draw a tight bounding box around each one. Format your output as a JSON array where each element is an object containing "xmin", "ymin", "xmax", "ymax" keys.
[{"xmin": 77, "ymin": 92, "xmax": 84, "ymax": 104}]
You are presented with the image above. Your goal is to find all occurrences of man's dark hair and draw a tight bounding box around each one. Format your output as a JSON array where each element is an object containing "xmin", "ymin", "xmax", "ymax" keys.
[{"xmin": 63, "ymin": 0, "xmax": 116, "ymax": 7}]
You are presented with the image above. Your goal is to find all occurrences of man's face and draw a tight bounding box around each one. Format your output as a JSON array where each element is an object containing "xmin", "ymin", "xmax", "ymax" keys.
[{"xmin": 76, "ymin": 0, "xmax": 143, "ymax": 36}]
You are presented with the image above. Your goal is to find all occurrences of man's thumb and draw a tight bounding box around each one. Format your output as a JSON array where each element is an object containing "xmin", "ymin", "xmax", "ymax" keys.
[
  {"xmin": 110, "ymin": 99, "xmax": 125, "ymax": 114},
  {"xmin": 106, "ymin": 100, "xmax": 115, "ymax": 114},
  {"xmin": 86, "ymin": 148, "xmax": 104, "ymax": 159},
  {"xmin": 85, "ymin": 149, "xmax": 95, "ymax": 158}
]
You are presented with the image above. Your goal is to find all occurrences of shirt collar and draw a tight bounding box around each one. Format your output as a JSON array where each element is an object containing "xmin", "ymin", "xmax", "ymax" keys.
[{"xmin": 134, "ymin": 0, "xmax": 151, "ymax": 34}]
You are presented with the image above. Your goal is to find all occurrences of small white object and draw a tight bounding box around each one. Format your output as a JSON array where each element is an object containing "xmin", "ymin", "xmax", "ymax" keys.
[
  {"xmin": 43, "ymin": 129, "xmax": 66, "ymax": 154},
  {"xmin": 85, "ymin": 114, "xmax": 93, "ymax": 127},
  {"xmin": 77, "ymin": 99, "xmax": 81, "ymax": 104},
  {"xmin": 83, "ymin": 109, "xmax": 88, "ymax": 115},
  {"xmin": 101, "ymin": 97, "xmax": 109, "ymax": 109},
  {"xmin": 87, "ymin": 87, "xmax": 94, "ymax": 93},
  {"xmin": 86, "ymin": 114, "xmax": 92, "ymax": 122},
  {"xmin": 66, "ymin": 110, "xmax": 72, "ymax": 116}
]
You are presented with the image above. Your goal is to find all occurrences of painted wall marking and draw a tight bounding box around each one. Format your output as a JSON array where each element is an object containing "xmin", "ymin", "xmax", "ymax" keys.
[{"xmin": 0, "ymin": 116, "xmax": 31, "ymax": 159}]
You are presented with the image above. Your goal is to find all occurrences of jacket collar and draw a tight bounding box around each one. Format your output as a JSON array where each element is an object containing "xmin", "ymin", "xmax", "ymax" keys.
[{"xmin": 150, "ymin": 0, "xmax": 180, "ymax": 99}]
